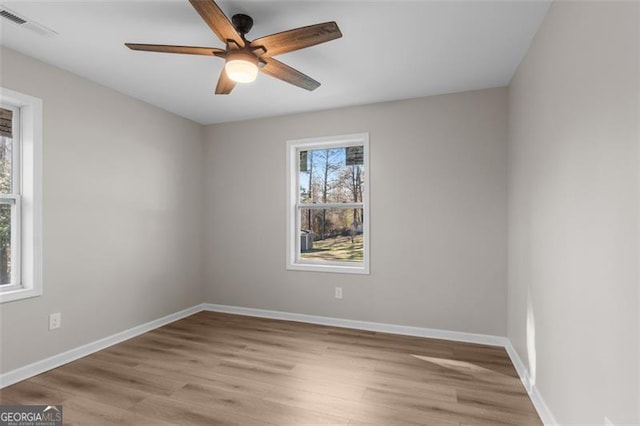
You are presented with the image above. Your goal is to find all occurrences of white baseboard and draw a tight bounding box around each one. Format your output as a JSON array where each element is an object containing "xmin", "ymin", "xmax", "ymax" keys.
[
  {"xmin": 1, "ymin": 301, "xmax": 557, "ymax": 425},
  {"xmin": 0, "ymin": 304, "xmax": 204, "ymax": 388},
  {"xmin": 504, "ymin": 340, "xmax": 557, "ymax": 425},
  {"xmin": 202, "ymin": 303, "xmax": 508, "ymax": 347}
]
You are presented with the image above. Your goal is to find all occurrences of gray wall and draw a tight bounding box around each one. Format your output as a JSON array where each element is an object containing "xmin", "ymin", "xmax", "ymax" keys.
[
  {"xmin": 204, "ymin": 88, "xmax": 508, "ymax": 336},
  {"xmin": 508, "ymin": 1, "xmax": 639, "ymax": 424},
  {"xmin": 0, "ymin": 47, "xmax": 205, "ymax": 373}
]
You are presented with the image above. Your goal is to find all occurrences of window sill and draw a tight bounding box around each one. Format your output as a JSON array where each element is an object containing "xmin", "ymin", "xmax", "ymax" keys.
[
  {"xmin": 0, "ymin": 286, "xmax": 42, "ymax": 303},
  {"xmin": 287, "ymin": 262, "xmax": 370, "ymax": 275}
]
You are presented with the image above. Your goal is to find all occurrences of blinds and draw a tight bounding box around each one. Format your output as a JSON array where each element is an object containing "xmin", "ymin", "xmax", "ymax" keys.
[{"xmin": 0, "ymin": 108, "xmax": 12, "ymax": 138}]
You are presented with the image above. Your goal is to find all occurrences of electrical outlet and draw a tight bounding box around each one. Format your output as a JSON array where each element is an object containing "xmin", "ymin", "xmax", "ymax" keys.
[
  {"xmin": 49, "ymin": 312, "xmax": 61, "ymax": 330},
  {"xmin": 335, "ymin": 287, "xmax": 343, "ymax": 299}
]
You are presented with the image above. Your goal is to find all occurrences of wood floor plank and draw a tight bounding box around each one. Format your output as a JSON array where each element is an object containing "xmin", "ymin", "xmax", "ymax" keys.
[
  {"xmin": 132, "ymin": 394, "xmax": 269, "ymax": 426},
  {"xmin": 1, "ymin": 311, "xmax": 542, "ymax": 425},
  {"xmin": 54, "ymin": 356, "xmax": 187, "ymax": 396},
  {"xmin": 262, "ymin": 385, "xmax": 451, "ymax": 426},
  {"xmin": 0, "ymin": 379, "xmax": 73, "ymax": 405},
  {"xmin": 61, "ymin": 395, "xmax": 173, "ymax": 426},
  {"xmin": 171, "ymin": 382, "xmax": 350, "ymax": 425},
  {"xmin": 29, "ymin": 368, "xmax": 149, "ymax": 409}
]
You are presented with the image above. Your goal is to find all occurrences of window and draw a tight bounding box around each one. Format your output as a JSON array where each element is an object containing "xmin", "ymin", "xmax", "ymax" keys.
[
  {"xmin": 0, "ymin": 105, "xmax": 21, "ymax": 290},
  {"xmin": 0, "ymin": 88, "xmax": 43, "ymax": 303},
  {"xmin": 286, "ymin": 133, "xmax": 369, "ymax": 274}
]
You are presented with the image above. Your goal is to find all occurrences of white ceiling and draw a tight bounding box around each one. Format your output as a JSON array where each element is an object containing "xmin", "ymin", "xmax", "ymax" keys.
[{"xmin": 0, "ymin": 1, "xmax": 550, "ymax": 125}]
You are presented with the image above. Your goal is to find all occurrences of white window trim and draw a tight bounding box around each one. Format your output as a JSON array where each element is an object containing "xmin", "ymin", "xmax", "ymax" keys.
[
  {"xmin": 0, "ymin": 87, "xmax": 43, "ymax": 303},
  {"xmin": 286, "ymin": 133, "xmax": 370, "ymax": 274}
]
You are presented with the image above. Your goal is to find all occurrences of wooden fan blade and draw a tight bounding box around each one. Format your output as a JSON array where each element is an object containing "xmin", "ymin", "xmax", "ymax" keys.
[
  {"xmin": 250, "ymin": 21, "xmax": 342, "ymax": 57},
  {"xmin": 261, "ymin": 58, "xmax": 320, "ymax": 91},
  {"xmin": 189, "ymin": 0, "xmax": 244, "ymax": 48},
  {"xmin": 125, "ymin": 43, "xmax": 225, "ymax": 56},
  {"xmin": 215, "ymin": 68, "xmax": 236, "ymax": 95}
]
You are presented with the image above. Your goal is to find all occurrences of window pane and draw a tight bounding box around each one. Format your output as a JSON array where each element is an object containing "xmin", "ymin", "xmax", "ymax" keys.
[
  {"xmin": 299, "ymin": 146, "xmax": 365, "ymax": 204},
  {"xmin": 0, "ymin": 203, "xmax": 12, "ymax": 285},
  {"xmin": 299, "ymin": 208, "xmax": 364, "ymax": 263},
  {"xmin": 0, "ymin": 136, "xmax": 12, "ymax": 193}
]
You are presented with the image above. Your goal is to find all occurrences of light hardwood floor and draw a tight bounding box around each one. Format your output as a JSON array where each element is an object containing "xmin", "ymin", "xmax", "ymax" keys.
[{"xmin": 0, "ymin": 312, "xmax": 541, "ymax": 425}]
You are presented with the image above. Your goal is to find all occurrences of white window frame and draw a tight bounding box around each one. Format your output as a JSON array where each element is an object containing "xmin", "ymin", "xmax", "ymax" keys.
[
  {"xmin": 0, "ymin": 87, "xmax": 43, "ymax": 303},
  {"xmin": 0, "ymin": 104, "xmax": 22, "ymax": 292},
  {"xmin": 286, "ymin": 133, "xmax": 370, "ymax": 274}
]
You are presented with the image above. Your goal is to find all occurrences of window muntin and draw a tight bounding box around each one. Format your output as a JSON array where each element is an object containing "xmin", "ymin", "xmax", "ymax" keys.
[{"xmin": 287, "ymin": 133, "xmax": 369, "ymax": 274}]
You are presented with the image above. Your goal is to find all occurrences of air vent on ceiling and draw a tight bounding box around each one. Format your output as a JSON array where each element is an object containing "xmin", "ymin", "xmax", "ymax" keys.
[
  {"xmin": 0, "ymin": 5, "xmax": 58, "ymax": 38},
  {"xmin": 0, "ymin": 9, "xmax": 26, "ymax": 25}
]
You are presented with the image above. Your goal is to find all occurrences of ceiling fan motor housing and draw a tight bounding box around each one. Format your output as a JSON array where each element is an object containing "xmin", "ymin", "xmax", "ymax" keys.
[{"xmin": 232, "ymin": 14, "xmax": 253, "ymax": 36}]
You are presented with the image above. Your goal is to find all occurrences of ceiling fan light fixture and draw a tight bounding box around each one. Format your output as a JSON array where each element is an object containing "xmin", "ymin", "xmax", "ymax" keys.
[{"xmin": 224, "ymin": 51, "xmax": 258, "ymax": 83}]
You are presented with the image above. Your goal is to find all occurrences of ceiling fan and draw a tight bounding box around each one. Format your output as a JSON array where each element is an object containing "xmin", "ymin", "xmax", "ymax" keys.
[{"xmin": 125, "ymin": 0, "xmax": 342, "ymax": 95}]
